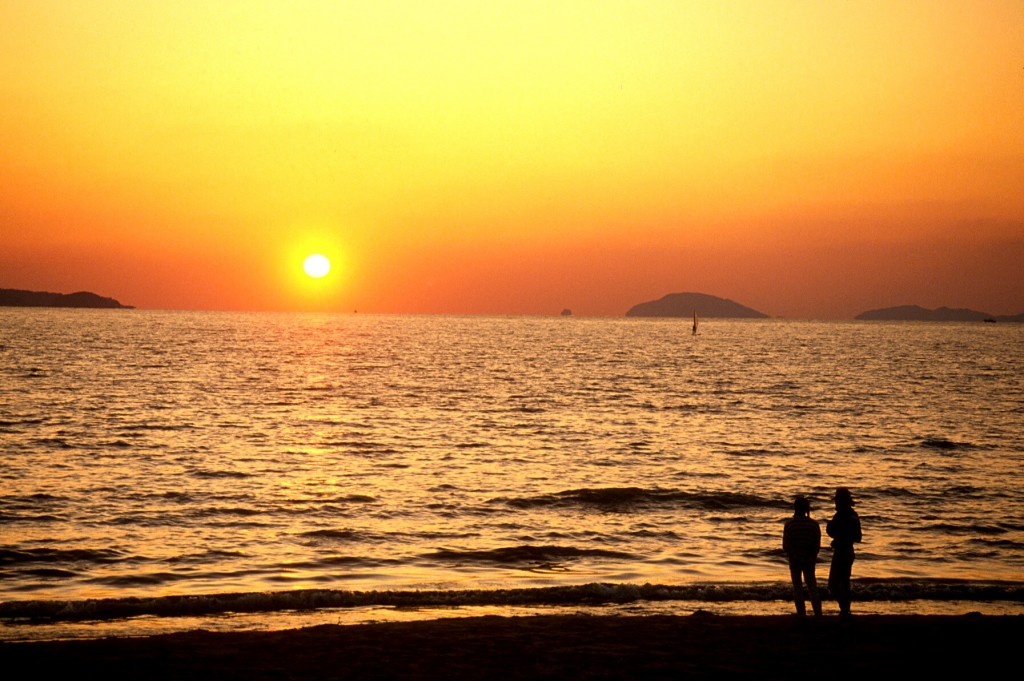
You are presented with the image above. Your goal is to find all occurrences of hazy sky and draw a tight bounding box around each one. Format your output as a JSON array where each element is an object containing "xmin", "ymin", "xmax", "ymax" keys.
[{"xmin": 2, "ymin": 1, "xmax": 1022, "ymax": 317}]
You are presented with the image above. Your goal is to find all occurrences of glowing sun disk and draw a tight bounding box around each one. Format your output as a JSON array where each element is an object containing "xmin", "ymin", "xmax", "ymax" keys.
[{"xmin": 303, "ymin": 254, "xmax": 331, "ymax": 278}]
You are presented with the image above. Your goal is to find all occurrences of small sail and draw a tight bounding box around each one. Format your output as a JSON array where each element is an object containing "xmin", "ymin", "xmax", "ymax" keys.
[{"xmin": 692, "ymin": 310, "xmax": 698, "ymax": 335}]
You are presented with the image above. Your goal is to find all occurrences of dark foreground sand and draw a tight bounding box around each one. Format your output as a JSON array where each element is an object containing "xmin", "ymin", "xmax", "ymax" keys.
[{"xmin": 3, "ymin": 614, "xmax": 1020, "ymax": 680}]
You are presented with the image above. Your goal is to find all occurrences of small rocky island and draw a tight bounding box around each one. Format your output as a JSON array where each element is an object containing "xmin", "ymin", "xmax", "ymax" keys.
[
  {"xmin": 855, "ymin": 305, "xmax": 1024, "ymax": 322},
  {"xmin": 0, "ymin": 288, "xmax": 134, "ymax": 309},
  {"xmin": 625, "ymin": 292, "xmax": 768, "ymax": 318}
]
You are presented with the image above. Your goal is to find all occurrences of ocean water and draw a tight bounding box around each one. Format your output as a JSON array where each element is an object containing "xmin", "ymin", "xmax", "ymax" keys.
[{"xmin": 1, "ymin": 310, "xmax": 1022, "ymax": 639}]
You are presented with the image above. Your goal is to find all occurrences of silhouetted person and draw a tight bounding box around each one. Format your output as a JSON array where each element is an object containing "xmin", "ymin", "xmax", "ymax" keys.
[
  {"xmin": 826, "ymin": 487, "xmax": 862, "ymax": 616},
  {"xmin": 783, "ymin": 495, "xmax": 822, "ymax": 616}
]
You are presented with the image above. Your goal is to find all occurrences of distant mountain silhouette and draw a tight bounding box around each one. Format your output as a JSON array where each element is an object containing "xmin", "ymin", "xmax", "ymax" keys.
[
  {"xmin": 855, "ymin": 305, "xmax": 1023, "ymax": 322},
  {"xmin": 625, "ymin": 292, "xmax": 768, "ymax": 318},
  {"xmin": 0, "ymin": 288, "xmax": 133, "ymax": 309}
]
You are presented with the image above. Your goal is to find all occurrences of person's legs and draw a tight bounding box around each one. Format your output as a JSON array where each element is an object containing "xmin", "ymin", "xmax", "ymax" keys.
[
  {"xmin": 789, "ymin": 563, "xmax": 806, "ymax": 615},
  {"xmin": 804, "ymin": 564, "xmax": 822, "ymax": 616},
  {"xmin": 829, "ymin": 551, "xmax": 854, "ymax": 615}
]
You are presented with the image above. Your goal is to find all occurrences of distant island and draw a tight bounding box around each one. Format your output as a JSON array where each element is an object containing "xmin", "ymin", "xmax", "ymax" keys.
[
  {"xmin": 0, "ymin": 288, "xmax": 134, "ymax": 309},
  {"xmin": 855, "ymin": 305, "xmax": 1024, "ymax": 322},
  {"xmin": 625, "ymin": 292, "xmax": 768, "ymax": 318}
]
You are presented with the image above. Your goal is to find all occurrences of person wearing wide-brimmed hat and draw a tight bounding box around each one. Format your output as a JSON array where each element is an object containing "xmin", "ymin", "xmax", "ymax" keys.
[{"xmin": 826, "ymin": 487, "xmax": 862, "ymax": 616}]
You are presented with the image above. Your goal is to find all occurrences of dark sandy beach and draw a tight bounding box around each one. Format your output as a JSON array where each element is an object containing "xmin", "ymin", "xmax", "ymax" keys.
[{"xmin": 3, "ymin": 613, "xmax": 1020, "ymax": 679}]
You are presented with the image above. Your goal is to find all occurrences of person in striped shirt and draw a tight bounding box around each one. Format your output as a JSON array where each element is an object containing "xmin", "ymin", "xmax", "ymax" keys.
[{"xmin": 783, "ymin": 495, "xmax": 822, "ymax": 616}]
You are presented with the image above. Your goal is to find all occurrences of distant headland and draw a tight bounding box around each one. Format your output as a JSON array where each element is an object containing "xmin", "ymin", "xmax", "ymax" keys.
[
  {"xmin": 0, "ymin": 288, "xmax": 134, "ymax": 309},
  {"xmin": 625, "ymin": 292, "xmax": 768, "ymax": 318},
  {"xmin": 855, "ymin": 305, "xmax": 1024, "ymax": 323}
]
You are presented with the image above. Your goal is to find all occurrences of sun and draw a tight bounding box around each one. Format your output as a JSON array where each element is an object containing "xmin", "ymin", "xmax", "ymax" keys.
[{"xmin": 303, "ymin": 253, "xmax": 331, "ymax": 278}]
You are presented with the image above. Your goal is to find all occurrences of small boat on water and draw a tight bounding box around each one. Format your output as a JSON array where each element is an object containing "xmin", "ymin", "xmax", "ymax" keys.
[{"xmin": 692, "ymin": 310, "xmax": 699, "ymax": 335}]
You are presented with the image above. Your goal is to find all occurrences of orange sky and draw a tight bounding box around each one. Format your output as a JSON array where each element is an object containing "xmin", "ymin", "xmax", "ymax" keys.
[{"xmin": 2, "ymin": 1, "xmax": 1022, "ymax": 317}]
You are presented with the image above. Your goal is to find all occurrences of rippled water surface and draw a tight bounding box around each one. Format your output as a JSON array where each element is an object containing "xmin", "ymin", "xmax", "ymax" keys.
[{"xmin": 1, "ymin": 310, "xmax": 1022, "ymax": 631}]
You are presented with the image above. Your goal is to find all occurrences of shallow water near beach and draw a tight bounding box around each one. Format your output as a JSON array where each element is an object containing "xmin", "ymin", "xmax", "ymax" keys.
[{"xmin": 2, "ymin": 310, "xmax": 1022, "ymax": 639}]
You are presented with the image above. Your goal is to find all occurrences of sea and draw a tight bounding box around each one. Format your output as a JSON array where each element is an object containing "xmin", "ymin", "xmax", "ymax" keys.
[{"xmin": 1, "ymin": 309, "xmax": 1022, "ymax": 640}]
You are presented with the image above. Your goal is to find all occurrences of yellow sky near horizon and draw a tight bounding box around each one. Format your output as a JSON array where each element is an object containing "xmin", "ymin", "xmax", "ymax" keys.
[{"xmin": 2, "ymin": 0, "xmax": 1022, "ymax": 317}]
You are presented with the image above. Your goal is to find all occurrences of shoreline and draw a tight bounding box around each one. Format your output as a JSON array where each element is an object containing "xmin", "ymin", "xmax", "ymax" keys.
[
  {"xmin": 3, "ymin": 613, "xmax": 1020, "ymax": 679},
  {"xmin": 4, "ymin": 579, "xmax": 1022, "ymax": 643},
  {"xmin": 4, "ymin": 597, "xmax": 1022, "ymax": 644}
]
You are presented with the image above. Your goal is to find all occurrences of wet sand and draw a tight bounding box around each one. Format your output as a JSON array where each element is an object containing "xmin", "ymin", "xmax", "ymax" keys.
[{"xmin": 3, "ymin": 613, "xmax": 1020, "ymax": 679}]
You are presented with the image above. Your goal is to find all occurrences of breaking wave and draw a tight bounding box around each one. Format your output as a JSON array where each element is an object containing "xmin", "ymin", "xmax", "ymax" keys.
[
  {"xmin": 2, "ymin": 580, "xmax": 1021, "ymax": 624},
  {"xmin": 491, "ymin": 487, "xmax": 788, "ymax": 511},
  {"xmin": 0, "ymin": 548, "xmax": 126, "ymax": 567},
  {"xmin": 422, "ymin": 545, "xmax": 637, "ymax": 564}
]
